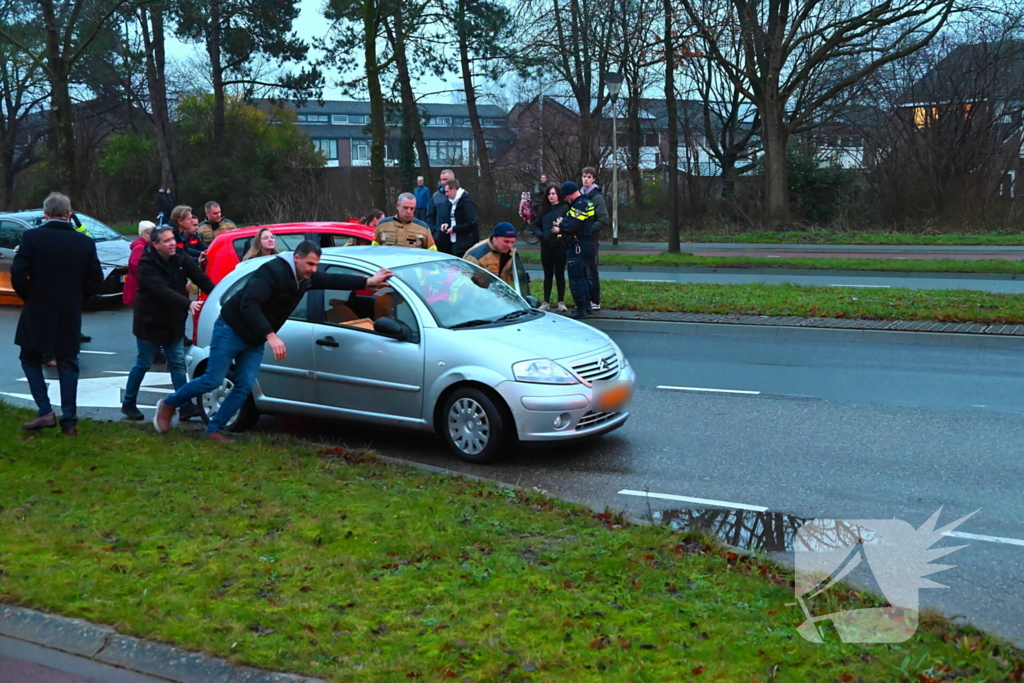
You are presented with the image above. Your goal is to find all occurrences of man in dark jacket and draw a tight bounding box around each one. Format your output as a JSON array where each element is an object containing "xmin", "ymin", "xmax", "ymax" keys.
[
  {"xmin": 580, "ymin": 167, "xmax": 609, "ymax": 310},
  {"xmin": 441, "ymin": 179, "xmax": 479, "ymax": 258},
  {"xmin": 121, "ymin": 226, "xmax": 215, "ymax": 422},
  {"xmin": 425, "ymin": 168, "xmax": 455, "ymax": 253},
  {"xmin": 153, "ymin": 241, "xmax": 393, "ymax": 442},
  {"xmin": 13, "ymin": 192, "xmax": 103, "ymax": 435}
]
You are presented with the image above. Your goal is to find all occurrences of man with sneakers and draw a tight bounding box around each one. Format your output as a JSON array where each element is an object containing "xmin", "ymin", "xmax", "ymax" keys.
[
  {"xmin": 153, "ymin": 241, "xmax": 393, "ymax": 443},
  {"xmin": 551, "ymin": 181, "xmax": 595, "ymax": 319},
  {"xmin": 580, "ymin": 167, "xmax": 608, "ymax": 311},
  {"xmin": 122, "ymin": 226, "xmax": 215, "ymax": 422}
]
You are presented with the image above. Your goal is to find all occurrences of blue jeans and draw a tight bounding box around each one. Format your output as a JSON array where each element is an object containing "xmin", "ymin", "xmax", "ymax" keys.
[
  {"xmin": 164, "ymin": 319, "xmax": 264, "ymax": 435},
  {"xmin": 124, "ymin": 338, "xmax": 186, "ymax": 402},
  {"xmin": 20, "ymin": 351, "xmax": 79, "ymax": 429}
]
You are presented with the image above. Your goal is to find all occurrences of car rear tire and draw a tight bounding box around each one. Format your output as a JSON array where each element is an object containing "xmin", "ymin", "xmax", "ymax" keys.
[
  {"xmin": 441, "ymin": 387, "xmax": 509, "ymax": 464},
  {"xmin": 198, "ymin": 367, "xmax": 260, "ymax": 433}
]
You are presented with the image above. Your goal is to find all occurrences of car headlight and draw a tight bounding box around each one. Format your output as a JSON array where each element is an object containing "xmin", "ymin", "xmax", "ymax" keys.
[{"xmin": 512, "ymin": 359, "xmax": 578, "ymax": 385}]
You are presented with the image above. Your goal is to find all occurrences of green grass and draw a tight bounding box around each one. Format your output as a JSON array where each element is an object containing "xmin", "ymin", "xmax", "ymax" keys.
[
  {"xmin": 679, "ymin": 230, "xmax": 1024, "ymax": 246},
  {"xmin": 520, "ymin": 251, "xmax": 1024, "ymax": 275},
  {"xmin": 1, "ymin": 402, "xmax": 1021, "ymax": 681},
  {"xmin": 534, "ymin": 280, "xmax": 1024, "ymax": 324},
  {"xmin": 111, "ymin": 223, "xmax": 137, "ymax": 236}
]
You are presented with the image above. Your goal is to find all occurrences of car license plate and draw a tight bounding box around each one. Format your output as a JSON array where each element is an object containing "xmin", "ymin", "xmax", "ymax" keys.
[
  {"xmin": 592, "ymin": 380, "xmax": 632, "ymax": 412},
  {"xmin": 119, "ymin": 275, "xmax": 126, "ymax": 283}
]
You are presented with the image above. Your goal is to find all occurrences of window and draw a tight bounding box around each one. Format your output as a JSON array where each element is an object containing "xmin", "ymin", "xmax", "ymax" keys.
[
  {"xmin": 462, "ymin": 118, "xmax": 472, "ymax": 126},
  {"xmin": 232, "ymin": 232, "xmax": 310, "ymax": 260},
  {"xmin": 481, "ymin": 118, "xmax": 496, "ymax": 127},
  {"xmin": 300, "ymin": 114, "xmax": 329, "ymax": 124},
  {"xmin": 432, "ymin": 117, "xmax": 452, "ymax": 126},
  {"xmin": 426, "ymin": 140, "xmax": 465, "ymax": 165},
  {"xmin": 643, "ymin": 132, "xmax": 659, "ymax": 147},
  {"xmin": 320, "ymin": 264, "xmax": 419, "ymax": 342},
  {"xmin": 332, "ymin": 114, "xmax": 348, "ymax": 124},
  {"xmin": 913, "ymin": 106, "xmax": 939, "ymax": 129},
  {"xmin": 311, "ymin": 138, "xmax": 338, "ymax": 160},
  {"xmin": 352, "ymin": 140, "xmax": 371, "ymax": 162},
  {"xmin": 318, "ymin": 232, "xmax": 371, "ymax": 248},
  {"xmin": 0, "ymin": 220, "xmax": 25, "ymax": 250}
]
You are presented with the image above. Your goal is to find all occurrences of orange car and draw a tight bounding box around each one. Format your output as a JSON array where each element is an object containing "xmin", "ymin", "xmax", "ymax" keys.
[{"xmin": 204, "ymin": 222, "xmax": 376, "ymax": 284}]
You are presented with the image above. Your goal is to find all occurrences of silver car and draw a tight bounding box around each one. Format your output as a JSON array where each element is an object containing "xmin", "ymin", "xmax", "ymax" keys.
[{"xmin": 185, "ymin": 247, "xmax": 635, "ymax": 462}]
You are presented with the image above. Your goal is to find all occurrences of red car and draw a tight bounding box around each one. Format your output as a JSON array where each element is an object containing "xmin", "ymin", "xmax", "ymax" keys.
[{"xmin": 204, "ymin": 222, "xmax": 376, "ymax": 285}]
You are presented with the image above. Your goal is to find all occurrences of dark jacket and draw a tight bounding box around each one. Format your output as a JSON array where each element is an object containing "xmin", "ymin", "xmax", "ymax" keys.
[
  {"xmin": 134, "ymin": 246, "xmax": 215, "ymax": 345},
  {"xmin": 425, "ymin": 187, "xmax": 449, "ymax": 237},
  {"xmin": 559, "ymin": 196, "xmax": 596, "ymax": 246},
  {"xmin": 173, "ymin": 225, "xmax": 207, "ymax": 259},
  {"xmin": 581, "ymin": 184, "xmax": 610, "ymax": 241},
  {"xmin": 156, "ymin": 191, "xmax": 176, "ymax": 222},
  {"xmin": 13, "ymin": 219, "xmax": 103, "ymax": 358},
  {"xmin": 220, "ymin": 255, "xmax": 368, "ymax": 347},
  {"xmin": 532, "ymin": 203, "xmax": 568, "ymax": 249},
  {"xmin": 447, "ymin": 190, "xmax": 480, "ymax": 257}
]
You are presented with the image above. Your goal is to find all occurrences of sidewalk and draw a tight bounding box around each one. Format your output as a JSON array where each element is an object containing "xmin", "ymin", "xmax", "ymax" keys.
[{"xmin": 517, "ymin": 241, "xmax": 1024, "ymax": 259}]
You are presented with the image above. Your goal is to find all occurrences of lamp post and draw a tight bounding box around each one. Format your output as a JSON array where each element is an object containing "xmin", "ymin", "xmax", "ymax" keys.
[{"xmin": 604, "ymin": 73, "xmax": 624, "ymax": 245}]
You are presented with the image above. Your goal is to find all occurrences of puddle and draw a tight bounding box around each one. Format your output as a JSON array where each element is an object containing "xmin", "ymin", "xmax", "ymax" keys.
[{"xmin": 653, "ymin": 507, "xmax": 810, "ymax": 552}]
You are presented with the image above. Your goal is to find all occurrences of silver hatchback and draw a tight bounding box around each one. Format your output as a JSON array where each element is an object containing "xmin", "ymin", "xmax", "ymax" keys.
[{"xmin": 185, "ymin": 247, "xmax": 635, "ymax": 462}]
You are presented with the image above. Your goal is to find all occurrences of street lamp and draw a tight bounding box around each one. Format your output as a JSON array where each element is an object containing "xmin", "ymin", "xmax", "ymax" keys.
[{"xmin": 604, "ymin": 73, "xmax": 624, "ymax": 245}]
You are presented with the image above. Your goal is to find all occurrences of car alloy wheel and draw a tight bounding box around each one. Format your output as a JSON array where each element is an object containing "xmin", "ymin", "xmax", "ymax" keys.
[
  {"xmin": 448, "ymin": 397, "xmax": 490, "ymax": 456},
  {"xmin": 202, "ymin": 375, "xmax": 238, "ymax": 429}
]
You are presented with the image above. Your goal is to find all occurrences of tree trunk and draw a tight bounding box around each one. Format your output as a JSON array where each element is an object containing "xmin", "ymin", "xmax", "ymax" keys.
[
  {"xmin": 458, "ymin": 17, "xmax": 496, "ymax": 218},
  {"xmin": 39, "ymin": 0, "xmax": 76, "ymax": 197},
  {"xmin": 364, "ymin": 0, "xmax": 387, "ymax": 209},
  {"xmin": 626, "ymin": 85, "xmax": 644, "ymax": 208},
  {"xmin": 761, "ymin": 98, "xmax": 790, "ymax": 223},
  {"xmin": 208, "ymin": 1, "xmax": 226, "ymax": 141},
  {"xmin": 140, "ymin": 5, "xmax": 177, "ymax": 189},
  {"xmin": 663, "ymin": 0, "xmax": 679, "ymax": 254},
  {"xmin": 391, "ymin": 6, "xmax": 431, "ymax": 183}
]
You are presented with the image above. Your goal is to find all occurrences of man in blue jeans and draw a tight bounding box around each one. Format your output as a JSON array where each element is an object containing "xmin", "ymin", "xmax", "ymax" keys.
[
  {"xmin": 153, "ymin": 241, "xmax": 393, "ymax": 443},
  {"xmin": 122, "ymin": 226, "xmax": 214, "ymax": 421}
]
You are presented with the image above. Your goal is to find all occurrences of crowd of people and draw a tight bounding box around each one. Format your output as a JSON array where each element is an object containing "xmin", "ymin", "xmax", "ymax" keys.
[{"xmin": 13, "ymin": 170, "xmax": 604, "ymax": 440}]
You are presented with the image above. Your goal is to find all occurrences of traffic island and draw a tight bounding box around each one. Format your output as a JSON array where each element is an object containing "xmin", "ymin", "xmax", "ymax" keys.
[{"xmin": 0, "ymin": 402, "xmax": 1021, "ymax": 680}]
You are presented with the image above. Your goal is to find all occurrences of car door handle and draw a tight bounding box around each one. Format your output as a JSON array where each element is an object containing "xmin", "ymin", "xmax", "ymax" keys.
[{"xmin": 316, "ymin": 337, "xmax": 339, "ymax": 348}]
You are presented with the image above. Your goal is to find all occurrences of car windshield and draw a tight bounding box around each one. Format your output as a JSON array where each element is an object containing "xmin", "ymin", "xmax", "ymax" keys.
[
  {"xmin": 27, "ymin": 213, "xmax": 122, "ymax": 241},
  {"xmin": 393, "ymin": 259, "xmax": 532, "ymax": 329}
]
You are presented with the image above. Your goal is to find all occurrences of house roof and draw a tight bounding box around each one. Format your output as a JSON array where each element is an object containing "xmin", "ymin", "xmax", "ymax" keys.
[
  {"xmin": 898, "ymin": 40, "xmax": 1024, "ymax": 105},
  {"xmin": 289, "ymin": 99, "xmax": 508, "ymax": 119}
]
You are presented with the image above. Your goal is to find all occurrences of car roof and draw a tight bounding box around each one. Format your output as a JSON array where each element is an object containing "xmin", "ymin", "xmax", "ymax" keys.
[
  {"xmin": 219, "ymin": 221, "xmax": 374, "ymax": 237},
  {"xmin": 319, "ymin": 245, "xmax": 460, "ymax": 270},
  {"xmin": 0, "ymin": 211, "xmax": 44, "ymax": 221}
]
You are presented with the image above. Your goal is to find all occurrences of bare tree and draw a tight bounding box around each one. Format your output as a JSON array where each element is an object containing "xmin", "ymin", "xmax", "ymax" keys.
[
  {"xmin": 137, "ymin": 3, "xmax": 175, "ymax": 190},
  {"xmin": 0, "ymin": 12, "xmax": 47, "ymax": 206},
  {"xmin": 677, "ymin": 0, "xmax": 957, "ymax": 223}
]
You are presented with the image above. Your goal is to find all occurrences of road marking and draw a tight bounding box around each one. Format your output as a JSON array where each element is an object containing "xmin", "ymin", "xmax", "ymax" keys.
[
  {"xmin": 945, "ymin": 531, "xmax": 1024, "ymax": 548},
  {"xmin": 618, "ymin": 489, "xmax": 768, "ymax": 512},
  {"xmin": 623, "ymin": 279, "xmax": 675, "ymax": 283},
  {"xmin": 4, "ymin": 373, "xmax": 173, "ymax": 409},
  {"xmin": 81, "ymin": 350, "xmax": 117, "ymax": 355},
  {"xmin": 657, "ymin": 385, "xmax": 760, "ymax": 395},
  {"xmin": 828, "ymin": 284, "xmax": 891, "ymax": 289}
]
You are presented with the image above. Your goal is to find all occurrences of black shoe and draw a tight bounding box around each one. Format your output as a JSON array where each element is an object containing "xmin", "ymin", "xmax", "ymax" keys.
[
  {"xmin": 178, "ymin": 403, "xmax": 202, "ymax": 421},
  {"xmin": 121, "ymin": 400, "xmax": 144, "ymax": 421},
  {"xmin": 568, "ymin": 308, "xmax": 591, "ymax": 319},
  {"xmin": 80, "ymin": 333, "xmax": 92, "ymax": 343}
]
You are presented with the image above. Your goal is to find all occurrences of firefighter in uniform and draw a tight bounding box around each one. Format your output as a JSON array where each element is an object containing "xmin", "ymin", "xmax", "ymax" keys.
[{"xmin": 373, "ymin": 192, "xmax": 437, "ymax": 250}]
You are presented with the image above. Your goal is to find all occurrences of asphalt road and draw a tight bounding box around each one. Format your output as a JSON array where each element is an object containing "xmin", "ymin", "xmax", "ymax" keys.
[
  {"xmin": 2, "ymin": 302, "xmax": 1024, "ymax": 651},
  {"xmin": 524, "ymin": 265, "xmax": 1024, "ymax": 293},
  {"xmin": 520, "ymin": 241, "xmax": 1024, "ymax": 260}
]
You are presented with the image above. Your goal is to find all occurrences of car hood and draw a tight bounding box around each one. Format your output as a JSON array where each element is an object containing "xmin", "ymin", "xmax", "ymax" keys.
[
  {"xmin": 95, "ymin": 239, "xmax": 131, "ymax": 267},
  {"xmin": 455, "ymin": 312, "xmax": 613, "ymax": 361}
]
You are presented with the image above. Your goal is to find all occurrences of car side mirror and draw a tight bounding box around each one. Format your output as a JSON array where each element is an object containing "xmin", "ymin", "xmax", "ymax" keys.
[
  {"xmin": 374, "ymin": 316, "xmax": 409, "ymax": 341},
  {"xmin": 525, "ymin": 295, "xmax": 540, "ymax": 308}
]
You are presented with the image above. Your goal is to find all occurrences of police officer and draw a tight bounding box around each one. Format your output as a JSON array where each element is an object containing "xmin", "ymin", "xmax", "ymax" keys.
[
  {"xmin": 552, "ymin": 181, "xmax": 595, "ymax": 319},
  {"xmin": 373, "ymin": 193, "xmax": 437, "ymax": 250}
]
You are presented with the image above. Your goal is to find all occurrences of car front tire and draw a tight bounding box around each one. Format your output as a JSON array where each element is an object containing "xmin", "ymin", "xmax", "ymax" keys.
[{"xmin": 441, "ymin": 387, "xmax": 509, "ymax": 464}]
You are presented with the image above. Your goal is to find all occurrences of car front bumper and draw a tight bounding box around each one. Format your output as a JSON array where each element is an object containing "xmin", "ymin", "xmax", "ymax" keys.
[{"xmin": 497, "ymin": 364, "xmax": 636, "ymax": 442}]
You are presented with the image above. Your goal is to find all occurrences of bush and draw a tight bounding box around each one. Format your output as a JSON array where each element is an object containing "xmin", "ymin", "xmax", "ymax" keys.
[{"xmin": 785, "ymin": 146, "xmax": 864, "ymax": 224}]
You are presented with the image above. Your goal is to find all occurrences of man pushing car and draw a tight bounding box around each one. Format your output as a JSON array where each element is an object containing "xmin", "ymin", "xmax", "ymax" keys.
[{"xmin": 153, "ymin": 241, "xmax": 393, "ymax": 443}]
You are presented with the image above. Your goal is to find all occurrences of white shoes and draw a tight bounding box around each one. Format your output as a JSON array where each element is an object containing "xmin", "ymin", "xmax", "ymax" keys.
[
  {"xmin": 539, "ymin": 302, "xmax": 551, "ymax": 311},
  {"xmin": 591, "ymin": 303, "xmax": 601, "ymax": 311},
  {"xmin": 556, "ymin": 302, "xmax": 568, "ymax": 312}
]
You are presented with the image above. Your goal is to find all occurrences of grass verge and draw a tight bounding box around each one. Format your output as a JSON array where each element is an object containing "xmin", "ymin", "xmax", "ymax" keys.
[
  {"xmin": 520, "ymin": 251, "xmax": 1024, "ymax": 275},
  {"xmin": 613, "ymin": 224, "xmax": 1024, "ymax": 246},
  {"xmin": 1, "ymin": 402, "xmax": 1021, "ymax": 681},
  {"xmin": 532, "ymin": 281, "xmax": 1024, "ymax": 324}
]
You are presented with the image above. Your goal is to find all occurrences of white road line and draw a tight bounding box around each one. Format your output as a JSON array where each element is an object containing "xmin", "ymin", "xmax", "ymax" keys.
[
  {"xmin": 618, "ymin": 489, "xmax": 768, "ymax": 512},
  {"xmin": 622, "ymin": 278, "xmax": 676, "ymax": 283},
  {"xmin": 657, "ymin": 385, "xmax": 761, "ymax": 395},
  {"xmin": 945, "ymin": 531, "xmax": 1024, "ymax": 548},
  {"xmin": 828, "ymin": 284, "xmax": 891, "ymax": 289},
  {"xmin": 80, "ymin": 350, "xmax": 116, "ymax": 355}
]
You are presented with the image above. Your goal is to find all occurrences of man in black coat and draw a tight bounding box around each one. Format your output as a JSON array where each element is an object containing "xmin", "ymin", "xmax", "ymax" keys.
[
  {"xmin": 121, "ymin": 226, "xmax": 215, "ymax": 421},
  {"xmin": 13, "ymin": 192, "xmax": 103, "ymax": 435},
  {"xmin": 440, "ymin": 179, "xmax": 479, "ymax": 258},
  {"xmin": 153, "ymin": 241, "xmax": 393, "ymax": 443}
]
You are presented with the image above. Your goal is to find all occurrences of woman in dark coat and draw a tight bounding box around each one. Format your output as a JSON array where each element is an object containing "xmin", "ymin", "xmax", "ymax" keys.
[
  {"xmin": 531, "ymin": 183, "xmax": 568, "ymax": 312},
  {"xmin": 13, "ymin": 193, "xmax": 103, "ymax": 434}
]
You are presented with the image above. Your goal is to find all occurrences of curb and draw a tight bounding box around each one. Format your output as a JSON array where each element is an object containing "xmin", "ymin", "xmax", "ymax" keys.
[
  {"xmin": 523, "ymin": 264, "xmax": 1024, "ymax": 281},
  {"xmin": 0, "ymin": 605, "xmax": 324, "ymax": 683}
]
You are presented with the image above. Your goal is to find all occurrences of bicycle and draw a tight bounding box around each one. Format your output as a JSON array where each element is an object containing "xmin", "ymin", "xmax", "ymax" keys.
[{"xmin": 518, "ymin": 221, "xmax": 540, "ymax": 245}]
